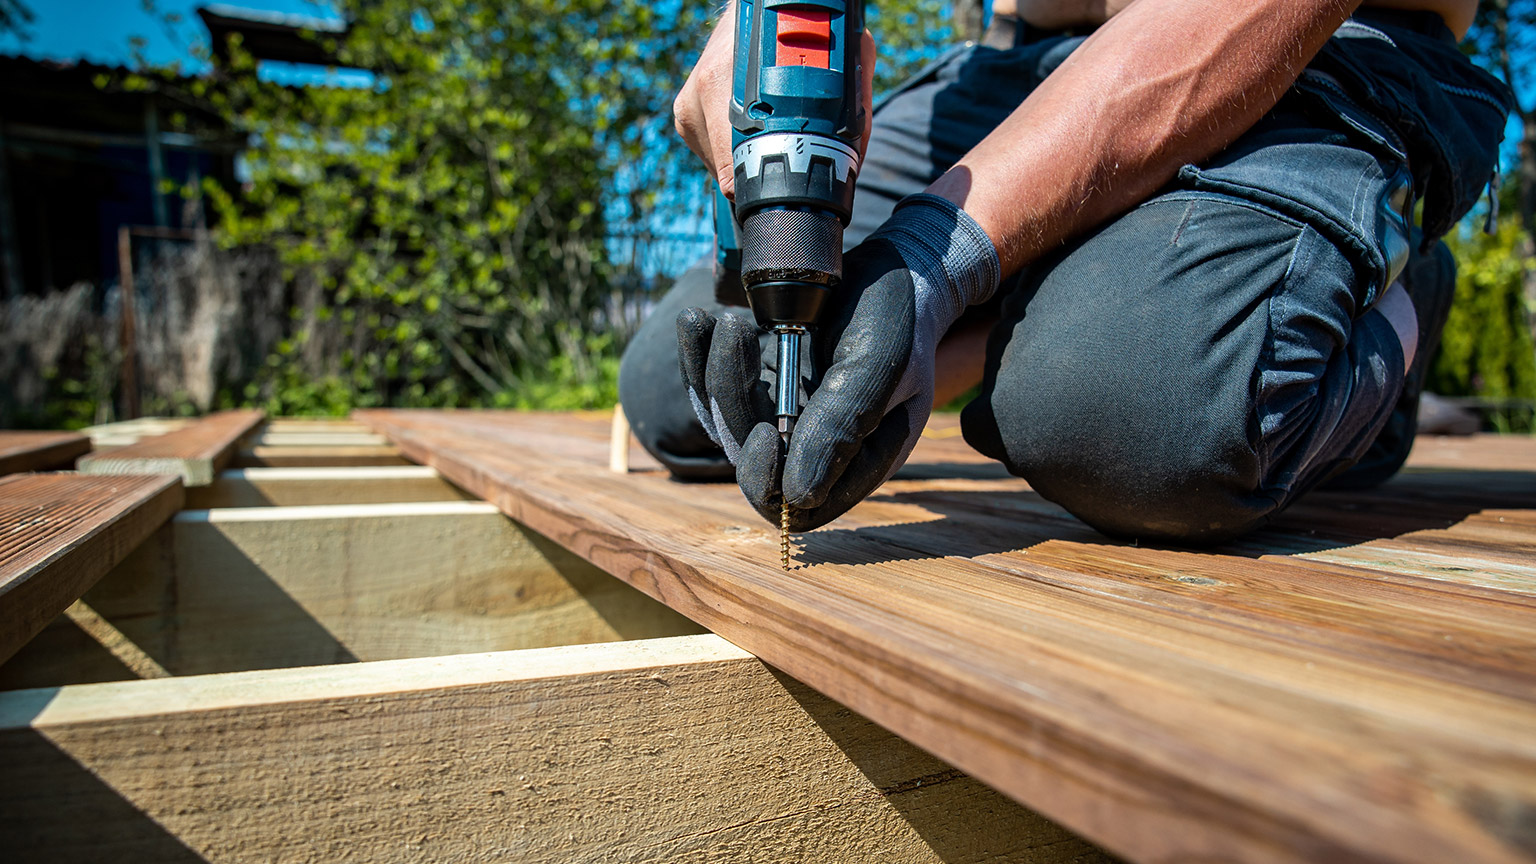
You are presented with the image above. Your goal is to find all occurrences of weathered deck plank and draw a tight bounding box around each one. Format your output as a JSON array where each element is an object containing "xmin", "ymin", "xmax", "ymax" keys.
[
  {"xmin": 355, "ymin": 409, "xmax": 1536, "ymax": 864},
  {"xmin": 0, "ymin": 431, "xmax": 91, "ymax": 475},
  {"xmin": 78, "ymin": 409, "xmax": 265, "ymax": 486},
  {"xmin": 0, "ymin": 473, "xmax": 183, "ymax": 665}
]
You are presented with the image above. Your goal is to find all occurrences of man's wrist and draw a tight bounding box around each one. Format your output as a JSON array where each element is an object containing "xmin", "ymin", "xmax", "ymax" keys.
[{"xmin": 869, "ymin": 193, "xmax": 1002, "ymax": 324}]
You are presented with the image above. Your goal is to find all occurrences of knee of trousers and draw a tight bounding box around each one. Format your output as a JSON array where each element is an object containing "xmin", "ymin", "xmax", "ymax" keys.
[
  {"xmin": 960, "ymin": 198, "xmax": 1328, "ymax": 545},
  {"xmin": 617, "ymin": 266, "xmax": 735, "ymax": 481},
  {"xmin": 965, "ymin": 379, "xmax": 1272, "ymax": 545}
]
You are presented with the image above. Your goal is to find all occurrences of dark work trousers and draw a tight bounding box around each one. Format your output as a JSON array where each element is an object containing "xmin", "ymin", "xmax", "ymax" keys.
[{"xmin": 617, "ymin": 10, "xmax": 1511, "ymax": 543}]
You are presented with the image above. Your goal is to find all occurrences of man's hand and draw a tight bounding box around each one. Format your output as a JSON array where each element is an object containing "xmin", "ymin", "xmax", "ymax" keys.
[
  {"xmin": 677, "ymin": 195, "xmax": 1000, "ymax": 530},
  {"xmin": 673, "ymin": 1, "xmax": 877, "ymax": 200},
  {"xmin": 678, "ymin": 239, "xmax": 918, "ymax": 529}
]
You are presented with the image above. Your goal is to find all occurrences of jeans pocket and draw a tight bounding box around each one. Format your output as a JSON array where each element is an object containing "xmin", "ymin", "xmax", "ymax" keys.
[
  {"xmin": 1179, "ymin": 156, "xmax": 1406, "ymax": 310},
  {"xmin": 1175, "ymin": 122, "xmax": 1412, "ymax": 309},
  {"xmin": 1294, "ymin": 71, "xmax": 1408, "ymax": 162},
  {"xmin": 1308, "ymin": 26, "xmax": 1511, "ymax": 239},
  {"xmin": 1289, "ymin": 76, "xmax": 1418, "ymax": 290}
]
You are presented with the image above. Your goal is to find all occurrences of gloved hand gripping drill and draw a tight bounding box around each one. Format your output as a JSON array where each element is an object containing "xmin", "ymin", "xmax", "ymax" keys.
[
  {"xmin": 717, "ymin": 0, "xmax": 866, "ymax": 563},
  {"xmin": 680, "ymin": 0, "xmax": 999, "ymax": 565}
]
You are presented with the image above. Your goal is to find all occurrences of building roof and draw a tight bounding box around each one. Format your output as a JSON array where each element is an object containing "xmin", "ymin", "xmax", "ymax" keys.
[{"xmin": 198, "ymin": 3, "xmax": 349, "ymax": 66}]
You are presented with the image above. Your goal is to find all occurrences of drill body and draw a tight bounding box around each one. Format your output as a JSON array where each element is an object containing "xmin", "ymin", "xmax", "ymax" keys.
[{"xmin": 717, "ymin": 0, "xmax": 866, "ymax": 440}]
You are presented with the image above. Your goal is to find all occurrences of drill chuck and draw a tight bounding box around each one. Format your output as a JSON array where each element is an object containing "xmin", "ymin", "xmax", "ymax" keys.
[
  {"xmin": 740, "ymin": 208, "xmax": 840, "ymax": 329},
  {"xmin": 732, "ymin": 132, "xmax": 860, "ymax": 224},
  {"xmin": 741, "ymin": 208, "xmax": 840, "ymax": 441}
]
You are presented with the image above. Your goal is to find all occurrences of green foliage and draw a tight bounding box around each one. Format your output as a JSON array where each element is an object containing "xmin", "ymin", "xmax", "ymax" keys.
[
  {"xmin": 240, "ymin": 367, "xmax": 368, "ymax": 418},
  {"xmin": 1431, "ymin": 214, "xmax": 1536, "ymax": 432},
  {"xmin": 869, "ymin": 0, "xmax": 955, "ymax": 93},
  {"xmin": 126, "ymin": 0, "xmax": 956, "ymax": 415},
  {"xmin": 39, "ymin": 336, "xmax": 113, "ymax": 429},
  {"xmin": 500, "ymin": 337, "xmax": 622, "ymax": 411},
  {"xmin": 174, "ymin": 0, "xmax": 711, "ymax": 411}
]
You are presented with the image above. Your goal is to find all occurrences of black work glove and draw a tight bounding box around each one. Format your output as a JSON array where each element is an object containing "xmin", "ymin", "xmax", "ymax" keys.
[{"xmin": 677, "ymin": 194, "xmax": 1000, "ymax": 530}]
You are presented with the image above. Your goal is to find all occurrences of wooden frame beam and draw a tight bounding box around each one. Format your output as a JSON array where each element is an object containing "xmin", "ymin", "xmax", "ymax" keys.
[
  {"xmin": 1, "ymin": 500, "xmax": 702, "ymax": 687},
  {"xmin": 0, "ymin": 634, "xmax": 1109, "ymax": 863},
  {"xmin": 184, "ymin": 466, "xmax": 472, "ymax": 508},
  {"xmin": 248, "ymin": 431, "xmax": 389, "ymax": 447},
  {"xmin": 231, "ymin": 444, "xmax": 410, "ymax": 468}
]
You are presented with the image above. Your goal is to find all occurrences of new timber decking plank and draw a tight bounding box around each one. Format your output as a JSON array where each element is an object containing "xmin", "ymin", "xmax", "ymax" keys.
[
  {"xmin": 355, "ymin": 409, "xmax": 1536, "ymax": 864},
  {"xmin": 0, "ymin": 473, "xmax": 183, "ymax": 665},
  {"xmin": 0, "ymin": 431, "xmax": 91, "ymax": 475},
  {"xmin": 78, "ymin": 409, "xmax": 264, "ymax": 486}
]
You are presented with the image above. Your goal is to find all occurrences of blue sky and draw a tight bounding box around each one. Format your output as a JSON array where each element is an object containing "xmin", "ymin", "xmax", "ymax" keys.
[
  {"xmin": 0, "ymin": 1, "xmax": 374, "ymax": 86},
  {"xmin": 0, "ymin": 0, "xmax": 341, "ymax": 68}
]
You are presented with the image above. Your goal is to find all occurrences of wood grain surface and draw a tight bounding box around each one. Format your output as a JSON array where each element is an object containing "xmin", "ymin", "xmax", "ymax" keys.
[
  {"xmin": 184, "ymin": 466, "xmax": 473, "ymax": 508},
  {"xmin": 0, "ymin": 431, "xmax": 91, "ymax": 475},
  {"xmin": 355, "ymin": 409, "xmax": 1536, "ymax": 864},
  {"xmin": 0, "ymin": 634, "xmax": 1112, "ymax": 863},
  {"xmin": 78, "ymin": 409, "xmax": 264, "ymax": 486},
  {"xmin": 0, "ymin": 473, "xmax": 183, "ymax": 665},
  {"xmin": 0, "ymin": 500, "xmax": 703, "ymax": 688}
]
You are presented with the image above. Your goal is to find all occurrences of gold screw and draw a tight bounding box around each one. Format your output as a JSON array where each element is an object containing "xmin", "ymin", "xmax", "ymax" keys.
[{"xmin": 780, "ymin": 497, "xmax": 792, "ymax": 571}]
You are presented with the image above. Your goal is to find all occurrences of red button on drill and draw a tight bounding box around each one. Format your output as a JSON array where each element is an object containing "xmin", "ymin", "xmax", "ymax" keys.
[{"xmin": 775, "ymin": 8, "xmax": 832, "ymax": 68}]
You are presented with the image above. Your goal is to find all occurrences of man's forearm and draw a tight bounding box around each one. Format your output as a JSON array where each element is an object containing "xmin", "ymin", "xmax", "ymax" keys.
[{"xmin": 928, "ymin": 0, "xmax": 1361, "ymax": 275}]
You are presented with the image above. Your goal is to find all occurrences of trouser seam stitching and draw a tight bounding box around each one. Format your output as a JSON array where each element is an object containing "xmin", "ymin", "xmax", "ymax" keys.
[
  {"xmin": 1154, "ymin": 191, "xmax": 1308, "ymax": 231},
  {"xmin": 1348, "ymin": 161, "xmax": 1372, "ymax": 236},
  {"xmin": 1253, "ymin": 224, "xmax": 1316, "ymax": 507}
]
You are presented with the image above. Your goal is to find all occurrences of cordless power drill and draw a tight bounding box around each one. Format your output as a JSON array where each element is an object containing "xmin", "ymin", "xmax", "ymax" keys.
[
  {"xmin": 716, "ymin": 0, "xmax": 865, "ymax": 440},
  {"xmin": 714, "ymin": 0, "xmax": 866, "ymax": 554}
]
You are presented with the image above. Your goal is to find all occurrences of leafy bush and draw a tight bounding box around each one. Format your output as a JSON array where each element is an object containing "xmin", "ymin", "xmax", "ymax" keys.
[
  {"xmin": 1431, "ymin": 214, "xmax": 1536, "ymax": 432},
  {"xmin": 169, "ymin": 0, "xmax": 711, "ymax": 413}
]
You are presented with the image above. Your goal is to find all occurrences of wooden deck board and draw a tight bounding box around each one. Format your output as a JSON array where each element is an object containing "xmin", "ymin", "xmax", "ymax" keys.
[
  {"xmin": 0, "ymin": 473, "xmax": 183, "ymax": 665},
  {"xmin": 0, "ymin": 431, "xmax": 91, "ymax": 475},
  {"xmin": 78, "ymin": 410, "xmax": 264, "ymax": 486},
  {"xmin": 355, "ymin": 409, "xmax": 1536, "ymax": 864}
]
